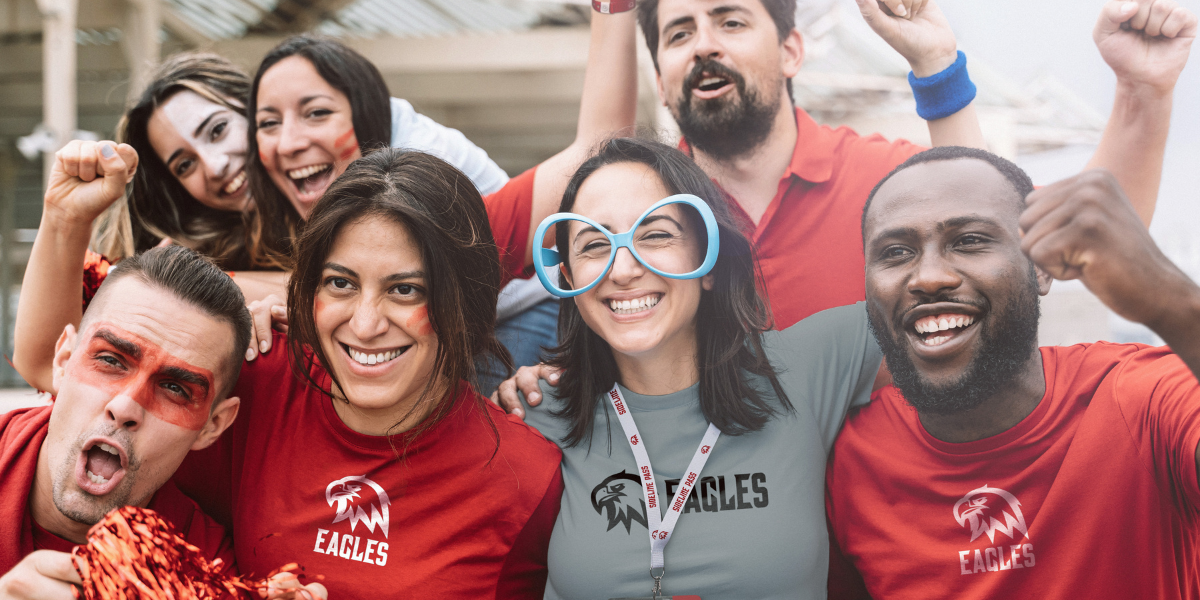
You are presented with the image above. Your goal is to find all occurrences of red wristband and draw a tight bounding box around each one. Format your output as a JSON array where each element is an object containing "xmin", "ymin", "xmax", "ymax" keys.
[{"xmin": 592, "ymin": 0, "xmax": 635, "ymax": 13}]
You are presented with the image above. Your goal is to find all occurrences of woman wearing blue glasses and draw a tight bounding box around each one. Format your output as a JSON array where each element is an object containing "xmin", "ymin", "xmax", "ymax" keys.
[{"xmin": 518, "ymin": 137, "xmax": 882, "ymax": 600}]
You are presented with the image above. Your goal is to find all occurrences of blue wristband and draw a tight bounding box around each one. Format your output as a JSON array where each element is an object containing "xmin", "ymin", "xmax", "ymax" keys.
[{"xmin": 908, "ymin": 50, "xmax": 976, "ymax": 121}]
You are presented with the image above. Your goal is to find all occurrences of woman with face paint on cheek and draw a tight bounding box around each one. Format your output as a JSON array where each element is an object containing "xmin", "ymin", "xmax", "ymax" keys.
[
  {"xmin": 246, "ymin": 35, "xmax": 510, "ymax": 266},
  {"xmin": 172, "ymin": 149, "xmax": 565, "ymax": 598}
]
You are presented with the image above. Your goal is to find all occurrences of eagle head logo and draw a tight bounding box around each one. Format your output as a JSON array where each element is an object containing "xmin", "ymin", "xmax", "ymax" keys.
[
  {"xmin": 326, "ymin": 475, "xmax": 391, "ymax": 538},
  {"xmin": 953, "ymin": 485, "xmax": 1030, "ymax": 544},
  {"xmin": 590, "ymin": 470, "xmax": 648, "ymax": 534}
]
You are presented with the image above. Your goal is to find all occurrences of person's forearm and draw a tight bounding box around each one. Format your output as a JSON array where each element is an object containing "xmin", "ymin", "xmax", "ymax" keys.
[
  {"xmin": 1150, "ymin": 277, "xmax": 1200, "ymax": 381},
  {"xmin": 1086, "ymin": 82, "xmax": 1173, "ymax": 226},
  {"xmin": 575, "ymin": 10, "xmax": 638, "ymax": 148},
  {"xmin": 229, "ymin": 270, "xmax": 290, "ymax": 304},
  {"xmin": 13, "ymin": 207, "xmax": 90, "ymax": 391},
  {"xmin": 927, "ymin": 102, "xmax": 986, "ymax": 149},
  {"xmin": 525, "ymin": 10, "xmax": 639, "ymax": 264}
]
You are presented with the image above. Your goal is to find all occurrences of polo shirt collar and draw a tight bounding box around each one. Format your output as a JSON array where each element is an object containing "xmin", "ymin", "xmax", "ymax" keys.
[
  {"xmin": 677, "ymin": 107, "xmax": 835, "ymax": 185},
  {"xmin": 786, "ymin": 107, "xmax": 834, "ymax": 185}
]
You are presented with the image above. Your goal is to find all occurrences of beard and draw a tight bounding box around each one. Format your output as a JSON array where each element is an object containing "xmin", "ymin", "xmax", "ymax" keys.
[
  {"xmin": 867, "ymin": 266, "xmax": 1042, "ymax": 416},
  {"xmin": 673, "ymin": 58, "xmax": 781, "ymax": 160}
]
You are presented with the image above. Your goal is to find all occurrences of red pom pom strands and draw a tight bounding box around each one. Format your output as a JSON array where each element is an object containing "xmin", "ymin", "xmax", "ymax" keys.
[{"xmin": 71, "ymin": 506, "xmax": 315, "ymax": 600}]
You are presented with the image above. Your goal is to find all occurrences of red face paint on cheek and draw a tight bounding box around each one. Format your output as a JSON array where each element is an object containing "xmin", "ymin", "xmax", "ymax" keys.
[
  {"xmin": 339, "ymin": 141, "xmax": 360, "ymax": 162},
  {"xmin": 334, "ymin": 128, "xmax": 359, "ymax": 162},
  {"xmin": 72, "ymin": 324, "xmax": 216, "ymax": 431},
  {"xmin": 334, "ymin": 129, "xmax": 355, "ymax": 148},
  {"xmin": 405, "ymin": 306, "xmax": 435, "ymax": 337}
]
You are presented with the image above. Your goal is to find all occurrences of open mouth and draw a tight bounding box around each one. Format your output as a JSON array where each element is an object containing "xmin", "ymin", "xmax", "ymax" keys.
[
  {"xmin": 341, "ymin": 342, "xmax": 410, "ymax": 367},
  {"xmin": 75, "ymin": 438, "xmax": 127, "ymax": 496},
  {"xmin": 912, "ymin": 313, "xmax": 977, "ymax": 347},
  {"xmin": 287, "ymin": 163, "xmax": 334, "ymax": 201},
  {"xmin": 695, "ymin": 75, "xmax": 731, "ymax": 93},
  {"xmin": 607, "ymin": 294, "xmax": 661, "ymax": 316},
  {"xmin": 222, "ymin": 170, "xmax": 247, "ymax": 196}
]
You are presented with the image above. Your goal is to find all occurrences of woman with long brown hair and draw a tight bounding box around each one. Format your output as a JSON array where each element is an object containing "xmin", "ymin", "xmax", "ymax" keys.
[{"xmin": 173, "ymin": 148, "xmax": 563, "ymax": 596}]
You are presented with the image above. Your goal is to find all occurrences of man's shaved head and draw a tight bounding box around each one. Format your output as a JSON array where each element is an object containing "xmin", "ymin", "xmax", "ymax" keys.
[{"xmin": 862, "ymin": 146, "xmax": 1034, "ymax": 241}]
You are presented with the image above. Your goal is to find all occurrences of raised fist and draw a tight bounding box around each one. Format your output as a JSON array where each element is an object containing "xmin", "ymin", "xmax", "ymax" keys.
[
  {"xmin": 44, "ymin": 140, "xmax": 139, "ymax": 226},
  {"xmin": 1020, "ymin": 169, "xmax": 1189, "ymax": 330},
  {"xmin": 855, "ymin": 0, "xmax": 957, "ymax": 78},
  {"xmin": 1095, "ymin": 0, "xmax": 1198, "ymax": 95}
]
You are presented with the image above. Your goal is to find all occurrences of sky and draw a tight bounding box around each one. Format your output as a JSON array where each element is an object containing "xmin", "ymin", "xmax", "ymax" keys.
[{"xmin": 932, "ymin": 0, "xmax": 1200, "ymax": 257}]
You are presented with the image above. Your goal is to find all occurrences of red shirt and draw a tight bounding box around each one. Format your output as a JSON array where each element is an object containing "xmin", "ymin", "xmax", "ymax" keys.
[
  {"xmin": 826, "ymin": 343, "xmax": 1200, "ymax": 599},
  {"xmin": 0, "ymin": 406, "xmax": 233, "ymax": 576},
  {"xmin": 174, "ymin": 332, "xmax": 564, "ymax": 598},
  {"xmin": 484, "ymin": 166, "xmax": 537, "ymax": 286},
  {"xmin": 688, "ymin": 109, "xmax": 922, "ymax": 328}
]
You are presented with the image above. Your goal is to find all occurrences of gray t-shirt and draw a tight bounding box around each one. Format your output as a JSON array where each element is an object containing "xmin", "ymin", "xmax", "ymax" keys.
[{"xmin": 522, "ymin": 303, "xmax": 880, "ymax": 600}]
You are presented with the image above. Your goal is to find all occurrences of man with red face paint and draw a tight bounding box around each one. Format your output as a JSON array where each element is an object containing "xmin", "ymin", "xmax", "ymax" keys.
[{"xmin": 0, "ymin": 246, "xmax": 321, "ymax": 600}]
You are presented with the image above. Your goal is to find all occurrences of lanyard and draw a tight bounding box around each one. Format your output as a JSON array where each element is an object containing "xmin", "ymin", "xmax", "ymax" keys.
[{"xmin": 607, "ymin": 384, "xmax": 720, "ymax": 593}]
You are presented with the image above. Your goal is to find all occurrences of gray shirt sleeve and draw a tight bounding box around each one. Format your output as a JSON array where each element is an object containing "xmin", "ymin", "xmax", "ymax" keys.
[
  {"xmin": 760, "ymin": 302, "xmax": 882, "ymax": 453},
  {"xmin": 389, "ymin": 97, "xmax": 510, "ymax": 195}
]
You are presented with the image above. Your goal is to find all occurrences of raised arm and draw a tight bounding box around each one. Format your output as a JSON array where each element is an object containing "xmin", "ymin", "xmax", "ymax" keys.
[
  {"xmin": 1088, "ymin": 0, "xmax": 1196, "ymax": 225},
  {"xmin": 14, "ymin": 141, "xmax": 137, "ymax": 391},
  {"xmin": 855, "ymin": 0, "xmax": 987, "ymax": 149},
  {"xmin": 524, "ymin": 9, "xmax": 639, "ymax": 264},
  {"xmin": 1020, "ymin": 169, "xmax": 1200, "ymax": 380}
]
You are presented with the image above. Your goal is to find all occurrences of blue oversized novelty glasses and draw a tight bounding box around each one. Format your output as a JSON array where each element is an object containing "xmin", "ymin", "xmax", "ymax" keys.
[{"xmin": 532, "ymin": 194, "xmax": 720, "ymax": 298}]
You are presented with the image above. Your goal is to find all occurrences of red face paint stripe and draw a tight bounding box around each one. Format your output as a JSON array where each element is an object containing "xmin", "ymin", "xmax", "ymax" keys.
[
  {"xmin": 405, "ymin": 306, "xmax": 435, "ymax": 337},
  {"xmin": 339, "ymin": 141, "xmax": 360, "ymax": 162},
  {"xmin": 73, "ymin": 323, "xmax": 216, "ymax": 431},
  {"xmin": 334, "ymin": 129, "xmax": 356, "ymax": 148}
]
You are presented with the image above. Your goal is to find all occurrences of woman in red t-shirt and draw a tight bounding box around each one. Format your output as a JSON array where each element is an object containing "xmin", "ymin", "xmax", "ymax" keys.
[{"xmin": 173, "ymin": 149, "xmax": 564, "ymax": 597}]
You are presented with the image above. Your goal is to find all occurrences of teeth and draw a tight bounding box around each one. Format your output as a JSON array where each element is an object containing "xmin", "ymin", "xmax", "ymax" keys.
[
  {"xmin": 923, "ymin": 335, "xmax": 951, "ymax": 347},
  {"xmin": 86, "ymin": 470, "xmax": 110, "ymax": 485},
  {"xmin": 699, "ymin": 77, "xmax": 725, "ymax": 87},
  {"xmin": 914, "ymin": 314, "xmax": 975, "ymax": 334},
  {"xmin": 288, "ymin": 164, "xmax": 331, "ymax": 180},
  {"xmin": 224, "ymin": 171, "xmax": 246, "ymax": 194},
  {"xmin": 347, "ymin": 347, "xmax": 403, "ymax": 366},
  {"xmin": 608, "ymin": 295, "xmax": 660, "ymax": 315},
  {"xmin": 98, "ymin": 443, "xmax": 118, "ymax": 456}
]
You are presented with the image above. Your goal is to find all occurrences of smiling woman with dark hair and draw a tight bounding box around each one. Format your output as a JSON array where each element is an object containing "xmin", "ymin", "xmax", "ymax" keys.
[
  {"xmin": 513, "ymin": 137, "xmax": 888, "ymax": 600},
  {"xmin": 174, "ymin": 149, "xmax": 563, "ymax": 597}
]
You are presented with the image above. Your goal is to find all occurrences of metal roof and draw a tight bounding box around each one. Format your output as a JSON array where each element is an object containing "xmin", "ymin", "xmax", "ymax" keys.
[{"xmin": 164, "ymin": 0, "xmax": 547, "ymax": 40}]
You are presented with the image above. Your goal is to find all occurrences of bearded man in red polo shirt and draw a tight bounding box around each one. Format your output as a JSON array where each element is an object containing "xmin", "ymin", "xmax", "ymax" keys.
[
  {"xmin": 826, "ymin": 147, "xmax": 1200, "ymax": 599},
  {"xmin": 0, "ymin": 245, "xmax": 251, "ymax": 598},
  {"xmin": 640, "ymin": 0, "xmax": 1194, "ymax": 328}
]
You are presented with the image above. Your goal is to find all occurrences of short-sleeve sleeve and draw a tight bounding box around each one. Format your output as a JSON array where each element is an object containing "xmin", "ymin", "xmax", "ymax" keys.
[
  {"xmin": 390, "ymin": 97, "xmax": 510, "ymax": 195},
  {"xmin": 1109, "ymin": 346, "xmax": 1200, "ymax": 514},
  {"xmin": 483, "ymin": 167, "xmax": 538, "ymax": 287},
  {"xmin": 760, "ymin": 302, "xmax": 882, "ymax": 452}
]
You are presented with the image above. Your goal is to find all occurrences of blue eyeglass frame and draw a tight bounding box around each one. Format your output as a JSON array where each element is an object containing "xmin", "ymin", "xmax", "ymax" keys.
[{"xmin": 532, "ymin": 193, "xmax": 720, "ymax": 298}]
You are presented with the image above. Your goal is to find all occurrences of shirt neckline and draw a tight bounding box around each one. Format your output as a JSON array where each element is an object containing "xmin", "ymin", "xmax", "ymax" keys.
[
  {"xmin": 312, "ymin": 365, "xmax": 468, "ymax": 453},
  {"xmin": 916, "ymin": 348, "xmax": 1058, "ymax": 455},
  {"xmin": 613, "ymin": 382, "xmax": 700, "ymax": 412},
  {"xmin": 678, "ymin": 107, "xmax": 835, "ymax": 186}
]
